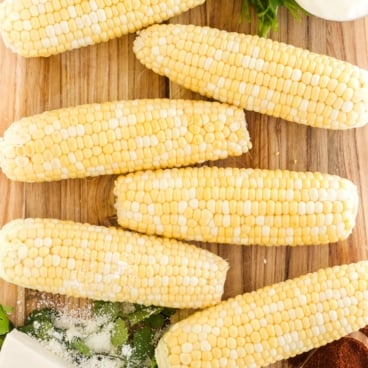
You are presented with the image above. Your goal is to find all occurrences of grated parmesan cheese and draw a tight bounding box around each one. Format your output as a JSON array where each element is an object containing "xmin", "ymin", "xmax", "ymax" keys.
[
  {"xmin": 34, "ymin": 309, "xmax": 135, "ymax": 367},
  {"xmin": 84, "ymin": 328, "xmax": 114, "ymax": 353}
]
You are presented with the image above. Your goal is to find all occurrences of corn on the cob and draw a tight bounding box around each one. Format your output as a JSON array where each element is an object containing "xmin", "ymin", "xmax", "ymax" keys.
[
  {"xmin": 0, "ymin": 99, "xmax": 251, "ymax": 183},
  {"xmin": 0, "ymin": 218, "xmax": 229, "ymax": 309},
  {"xmin": 0, "ymin": 0, "xmax": 205, "ymax": 57},
  {"xmin": 114, "ymin": 166, "xmax": 358, "ymax": 246},
  {"xmin": 155, "ymin": 260, "xmax": 368, "ymax": 368},
  {"xmin": 133, "ymin": 24, "xmax": 368, "ymax": 130}
]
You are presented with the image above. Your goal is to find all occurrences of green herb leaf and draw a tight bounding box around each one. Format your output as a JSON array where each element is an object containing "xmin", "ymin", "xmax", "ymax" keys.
[
  {"xmin": 241, "ymin": 0, "xmax": 308, "ymax": 37},
  {"xmin": 1, "ymin": 306, "xmax": 13, "ymax": 315},
  {"xmin": 127, "ymin": 305, "xmax": 163, "ymax": 326},
  {"xmin": 92, "ymin": 301, "xmax": 121, "ymax": 321},
  {"xmin": 131, "ymin": 326, "xmax": 154, "ymax": 363},
  {"xmin": 70, "ymin": 336, "xmax": 93, "ymax": 357},
  {"xmin": 147, "ymin": 313, "xmax": 165, "ymax": 329},
  {"xmin": 111, "ymin": 318, "xmax": 128, "ymax": 347},
  {"xmin": 24, "ymin": 308, "xmax": 57, "ymax": 324},
  {"xmin": 0, "ymin": 305, "xmax": 11, "ymax": 336},
  {"xmin": 0, "ymin": 304, "xmax": 13, "ymax": 349},
  {"xmin": 23, "ymin": 320, "xmax": 55, "ymax": 340}
]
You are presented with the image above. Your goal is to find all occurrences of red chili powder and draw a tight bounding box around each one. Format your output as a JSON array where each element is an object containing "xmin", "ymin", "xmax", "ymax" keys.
[{"xmin": 289, "ymin": 337, "xmax": 368, "ymax": 368}]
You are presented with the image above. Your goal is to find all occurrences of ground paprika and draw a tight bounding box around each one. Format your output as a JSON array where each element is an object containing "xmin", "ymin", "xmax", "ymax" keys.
[{"xmin": 289, "ymin": 333, "xmax": 368, "ymax": 368}]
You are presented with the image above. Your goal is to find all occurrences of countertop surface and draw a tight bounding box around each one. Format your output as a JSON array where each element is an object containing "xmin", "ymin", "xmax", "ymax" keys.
[{"xmin": 0, "ymin": 1, "xmax": 368, "ymax": 367}]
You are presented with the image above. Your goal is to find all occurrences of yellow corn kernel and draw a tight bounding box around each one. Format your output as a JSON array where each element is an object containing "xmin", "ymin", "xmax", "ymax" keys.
[
  {"xmin": 0, "ymin": 0, "xmax": 205, "ymax": 57},
  {"xmin": 0, "ymin": 218, "xmax": 228, "ymax": 309},
  {"xmin": 0, "ymin": 99, "xmax": 251, "ymax": 183},
  {"xmin": 134, "ymin": 24, "xmax": 368, "ymax": 129},
  {"xmin": 155, "ymin": 261, "xmax": 368, "ymax": 368},
  {"xmin": 114, "ymin": 166, "xmax": 359, "ymax": 246}
]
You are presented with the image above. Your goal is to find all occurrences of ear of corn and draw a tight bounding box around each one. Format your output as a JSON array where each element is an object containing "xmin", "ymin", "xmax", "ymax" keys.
[
  {"xmin": 114, "ymin": 166, "xmax": 359, "ymax": 246},
  {"xmin": 155, "ymin": 261, "xmax": 368, "ymax": 368},
  {"xmin": 0, "ymin": 99, "xmax": 251, "ymax": 183},
  {"xmin": 133, "ymin": 24, "xmax": 368, "ymax": 130},
  {"xmin": 0, "ymin": 218, "xmax": 229, "ymax": 309},
  {"xmin": 0, "ymin": 0, "xmax": 205, "ymax": 57}
]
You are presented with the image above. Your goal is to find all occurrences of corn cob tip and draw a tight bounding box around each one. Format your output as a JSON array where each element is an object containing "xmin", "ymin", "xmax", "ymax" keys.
[
  {"xmin": 0, "ymin": 136, "xmax": 5, "ymax": 164},
  {"xmin": 0, "ymin": 1, "xmax": 19, "ymax": 56},
  {"xmin": 0, "ymin": 4, "xmax": 3, "ymax": 29},
  {"xmin": 155, "ymin": 339, "xmax": 170, "ymax": 368},
  {"xmin": 0, "ymin": 2, "xmax": 5, "ymax": 27},
  {"xmin": 0, "ymin": 219, "xmax": 23, "ymax": 274}
]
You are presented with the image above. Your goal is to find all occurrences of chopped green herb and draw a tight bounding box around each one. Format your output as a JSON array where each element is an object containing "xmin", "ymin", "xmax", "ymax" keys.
[
  {"xmin": 131, "ymin": 325, "xmax": 154, "ymax": 364},
  {"xmin": 111, "ymin": 318, "xmax": 129, "ymax": 347},
  {"xmin": 0, "ymin": 305, "xmax": 11, "ymax": 335},
  {"xmin": 126, "ymin": 305, "xmax": 164, "ymax": 326},
  {"xmin": 18, "ymin": 319, "xmax": 55, "ymax": 340},
  {"xmin": 147, "ymin": 313, "xmax": 165, "ymax": 329},
  {"xmin": 92, "ymin": 300, "xmax": 121, "ymax": 321},
  {"xmin": 69, "ymin": 336, "xmax": 93, "ymax": 358},
  {"xmin": 241, "ymin": 0, "xmax": 308, "ymax": 37},
  {"xmin": 23, "ymin": 307, "xmax": 58, "ymax": 324}
]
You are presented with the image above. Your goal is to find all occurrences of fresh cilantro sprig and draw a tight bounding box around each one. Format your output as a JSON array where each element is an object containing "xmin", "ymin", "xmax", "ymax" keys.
[{"xmin": 241, "ymin": 0, "xmax": 308, "ymax": 37}]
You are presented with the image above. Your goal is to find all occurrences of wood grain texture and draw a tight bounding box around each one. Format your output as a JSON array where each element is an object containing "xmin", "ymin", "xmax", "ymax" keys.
[{"xmin": 0, "ymin": 1, "xmax": 367, "ymax": 367}]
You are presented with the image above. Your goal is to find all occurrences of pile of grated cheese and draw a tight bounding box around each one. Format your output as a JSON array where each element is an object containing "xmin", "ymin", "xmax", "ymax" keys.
[
  {"xmin": 38, "ymin": 311, "xmax": 128, "ymax": 367},
  {"xmin": 24, "ymin": 300, "xmax": 159, "ymax": 368}
]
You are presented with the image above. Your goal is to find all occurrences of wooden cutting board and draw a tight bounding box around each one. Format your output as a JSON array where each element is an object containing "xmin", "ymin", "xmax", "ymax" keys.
[{"xmin": 0, "ymin": 1, "xmax": 367, "ymax": 367}]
